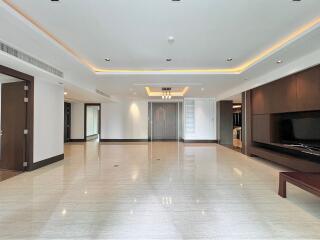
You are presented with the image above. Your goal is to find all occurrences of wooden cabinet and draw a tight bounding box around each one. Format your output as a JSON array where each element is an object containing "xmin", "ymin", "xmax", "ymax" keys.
[
  {"xmin": 251, "ymin": 65, "xmax": 320, "ymax": 144},
  {"xmin": 251, "ymin": 85, "xmax": 270, "ymax": 114},
  {"xmin": 251, "ymin": 87, "xmax": 264, "ymax": 114},
  {"xmin": 252, "ymin": 114, "xmax": 270, "ymax": 144},
  {"xmin": 296, "ymin": 66, "xmax": 320, "ymax": 111},
  {"xmin": 252, "ymin": 76, "xmax": 297, "ymax": 114},
  {"xmin": 268, "ymin": 76, "xmax": 297, "ymax": 113}
]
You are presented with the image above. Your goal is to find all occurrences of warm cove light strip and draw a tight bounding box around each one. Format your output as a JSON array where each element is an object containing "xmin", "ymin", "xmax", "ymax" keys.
[
  {"xmin": 4, "ymin": 0, "xmax": 320, "ymax": 75},
  {"xmin": 145, "ymin": 87, "xmax": 189, "ymax": 97}
]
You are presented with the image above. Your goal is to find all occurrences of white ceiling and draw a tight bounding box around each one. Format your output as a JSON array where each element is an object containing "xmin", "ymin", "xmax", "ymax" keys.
[
  {"xmin": 0, "ymin": 0, "xmax": 319, "ymax": 100},
  {"xmin": 224, "ymin": 93, "xmax": 242, "ymax": 104}
]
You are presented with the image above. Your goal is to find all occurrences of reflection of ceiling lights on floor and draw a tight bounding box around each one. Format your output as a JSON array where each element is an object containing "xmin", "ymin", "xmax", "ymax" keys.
[{"xmin": 162, "ymin": 87, "xmax": 172, "ymax": 100}]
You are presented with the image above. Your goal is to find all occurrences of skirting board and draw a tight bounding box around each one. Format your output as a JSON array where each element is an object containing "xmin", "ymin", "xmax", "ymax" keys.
[
  {"xmin": 86, "ymin": 134, "xmax": 99, "ymax": 138},
  {"xmin": 100, "ymin": 139, "xmax": 217, "ymax": 143},
  {"xmin": 100, "ymin": 139, "xmax": 148, "ymax": 142},
  {"xmin": 148, "ymin": 139, "xmax": 182, "ymax": 142},
  {"xmin": 69, "ymin": 139, "xmax": 86, "ymax": 142},
  {"xmin": 28, "ymin": 154, "xmax": 64, "ymax": 171},
  {"xmin": 182, "ymin": 139, "xmax": 218, "ymax": 143}
]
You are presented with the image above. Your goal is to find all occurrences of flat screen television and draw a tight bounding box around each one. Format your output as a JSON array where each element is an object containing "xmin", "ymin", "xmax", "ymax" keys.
[{"xmin": 279, "ymin": 116, "xmax": 320, "ymax": 148}]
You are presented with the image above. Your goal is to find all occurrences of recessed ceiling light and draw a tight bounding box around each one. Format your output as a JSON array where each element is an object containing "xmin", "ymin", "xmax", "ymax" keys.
[
  {"xmin": 168, "ymin": 36, "xmax": 175, "ymax": 44},
  {"xmin": 166, "ymin": 58, "xmax": 172, "ymax": 62},
  {"xmin": 105, "ymin": 58, "xmax": 111, "ymax": 62},
  {"xmin": 226, "ymin": 58, "xmax": 233, "ymax": 62},
  {"xmin": 276, "ymin": 60, "xmax": 283, "ymax": 64}
]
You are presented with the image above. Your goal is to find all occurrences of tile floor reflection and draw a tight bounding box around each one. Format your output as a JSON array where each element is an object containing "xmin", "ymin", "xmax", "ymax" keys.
[{"xmin": 0, "ymin": 142, "xmax": 319, "ymax": 239}]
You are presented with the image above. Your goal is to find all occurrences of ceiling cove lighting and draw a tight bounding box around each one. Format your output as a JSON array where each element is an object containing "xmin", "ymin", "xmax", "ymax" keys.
[{"xmin": 4, "ymin": 0, "xmax": 320, "ymax": 74}]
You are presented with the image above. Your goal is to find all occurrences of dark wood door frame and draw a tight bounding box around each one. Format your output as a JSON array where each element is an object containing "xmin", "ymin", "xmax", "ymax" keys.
[
  {"xmin": 64, "ymin": 102, "xmax": 71, "ymax": 143},
  {"xmin": 84, "ymin": 103, "xmax": 101, "ymax": 141},
  {"xmin": 0, "ymin": 65, "xmax": 34, "ymax": 171}
]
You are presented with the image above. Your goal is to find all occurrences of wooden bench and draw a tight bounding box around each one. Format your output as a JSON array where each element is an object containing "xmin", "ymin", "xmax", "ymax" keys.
[{"xmin": 279, "ymin": 172, "xmax": 320, "ymax": 198}]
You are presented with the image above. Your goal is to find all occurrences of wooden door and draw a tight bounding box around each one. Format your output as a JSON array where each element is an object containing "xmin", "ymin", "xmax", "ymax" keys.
[
  {"xmin": 0, "ymin": 81, "xmax": 27, "ymax": 171},
  {"xmin": 152, "ymin": 103, "xmax": 166, "ymax": 140},
  {"xmin": 152, "ymin": 103, "xmax": 178, "ymax": 140},
  {"xmin": 164, "ymin": 103, "xmax": 177, "ymax": 140}
]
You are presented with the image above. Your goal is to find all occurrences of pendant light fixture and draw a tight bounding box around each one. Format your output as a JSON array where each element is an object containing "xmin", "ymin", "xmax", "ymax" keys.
[{"xmin": 162, "ymin": 87, "xmax": 172, "ymax": 100}]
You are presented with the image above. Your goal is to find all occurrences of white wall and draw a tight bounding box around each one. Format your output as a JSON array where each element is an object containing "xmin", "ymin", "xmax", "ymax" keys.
[
  {"xmin": 86, "ymin": 105, "xmax": 99, "ymax": 136},
  {"xmin": 71, "ymin": 102, "xmax": 84, "ymax": 139},
  {"xmin": 183, "ymin": 98, "xmax": 216, "ymax": 140},
  {"xmin": 33, "ymin": 79, "xmax": 64, "ymax": 163},
  {"xmin": 101, "ymin": 99, "xmax": 148, "ymax": 139}
]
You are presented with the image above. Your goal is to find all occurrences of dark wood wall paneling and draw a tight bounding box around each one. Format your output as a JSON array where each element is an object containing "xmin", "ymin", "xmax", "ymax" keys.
[
  {"xmin": 252, "ymin": 114, "xmax": 271, "ymax": 144},
  {"xmin": 247, "ymin": 65, "xmax": 320, "ymax": 172},
  {"xmin": 296, "ymin": 66, "xmax": 320, "ymax": 111},
  {"xmin": 251, "ymin": 65, "xmax": 320, "ymax": 115},
  {"xmin": 217, "ymin": 100, "xmax": 233, "ymax": 145}
]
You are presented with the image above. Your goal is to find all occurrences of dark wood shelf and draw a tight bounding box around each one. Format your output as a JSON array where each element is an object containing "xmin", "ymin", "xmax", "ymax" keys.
[{"xmin": 250, "ymin": 145, "xmax": 320, "ymax": 172}]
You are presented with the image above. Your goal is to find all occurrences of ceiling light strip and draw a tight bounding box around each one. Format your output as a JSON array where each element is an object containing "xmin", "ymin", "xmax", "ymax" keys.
[
  {"xmin": 237, "ymin": 17, "xmax": 320, "ymax": 71},
  {"xmin": 4, "ymin": 0, "xmax": 320, "ymax": 74}
]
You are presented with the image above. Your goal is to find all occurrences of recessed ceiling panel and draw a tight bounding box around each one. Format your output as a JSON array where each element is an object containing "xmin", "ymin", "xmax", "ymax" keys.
[{"xmin": 5, "ymin": 0, "xmax": 320, "ymax": 71}]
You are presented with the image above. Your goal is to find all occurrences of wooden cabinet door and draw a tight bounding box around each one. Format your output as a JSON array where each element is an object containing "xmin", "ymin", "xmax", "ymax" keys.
[
  {"xmin": 268, "ymin": 76, "xmax": 297, "ymax": 113},
  {"xmin": 252, "ymin": 114, "xmax": 270, "ymax": 144},
  {"xmin": 252, "ymin": 76, "xmax": 297, "ymax": 114},
  {"xmin": 251, "ymin": 86, "xmax": 271, "ymax": 114},
  {"xmin": 296, "ymin": 66, "xmax": 320, "ymax": 111}
]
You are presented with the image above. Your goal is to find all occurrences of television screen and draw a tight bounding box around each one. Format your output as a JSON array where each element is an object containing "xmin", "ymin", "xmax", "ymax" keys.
[{"xmin": 279, "ymin": 117, "xmax": 320, "ymax": 146}]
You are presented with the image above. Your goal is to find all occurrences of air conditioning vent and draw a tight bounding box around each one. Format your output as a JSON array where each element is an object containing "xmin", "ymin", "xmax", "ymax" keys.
[
  {"xmin": 0, "ymin": 41, "xmax": 63, "ymax": 78},
  {"xmin": 96, "ymin": 89, "xmax": 111, "ymax": 98}
]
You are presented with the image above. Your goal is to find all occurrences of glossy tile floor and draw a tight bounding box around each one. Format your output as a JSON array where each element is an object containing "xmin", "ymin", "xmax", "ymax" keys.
[
  {"xmin": 0, "ymin": 142, "xmax": 320, "ymax": 239},
  {"xmin": 0, "ymin": 169, "xmax": 21, "ymax": 182}
]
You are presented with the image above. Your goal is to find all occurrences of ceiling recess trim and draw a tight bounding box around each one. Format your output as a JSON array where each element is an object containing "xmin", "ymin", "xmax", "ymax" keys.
[
  {"xmin": 145, "ymin": 86, "xmax": 189, "ymax": 97},
  {"xmin": 4, "ymin": 0, "xmax": 320, "ymax": 75}
]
